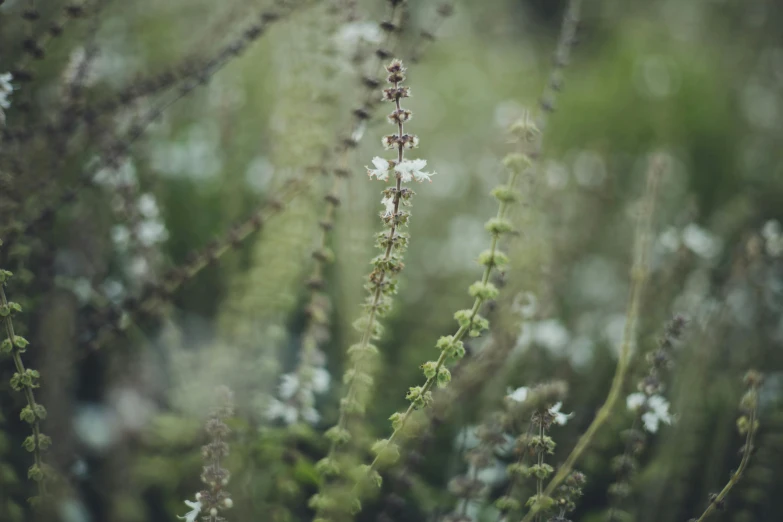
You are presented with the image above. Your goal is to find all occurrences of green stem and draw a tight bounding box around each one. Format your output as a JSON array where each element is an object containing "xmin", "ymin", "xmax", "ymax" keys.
[
  {"xmin": 693, "ymin": 387, "xmax": 759, "ymax": 522},
  {"xmin": 520, "ymin": 155, "xmax": 664, "ymax": 522}
]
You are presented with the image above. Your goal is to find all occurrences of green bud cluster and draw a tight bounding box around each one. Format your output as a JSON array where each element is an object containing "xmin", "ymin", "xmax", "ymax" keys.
[{"xmin": 0, "ymin": 240, "xmax": 50, "ymax": 503}]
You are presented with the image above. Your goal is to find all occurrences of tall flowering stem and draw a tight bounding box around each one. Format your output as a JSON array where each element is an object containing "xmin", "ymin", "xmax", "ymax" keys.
[
  {"xmin": 365, "ymin": 117, "xmax": 539, "ymax": 480},
  {"xmin": 178, "ymin": 386, "xmax": 235, "ymax": 522},
  {"xmin": 520, "ymin": 154, "xmax": 666, "ymax": 522},
  {"xmin": 494, "ymin": 383, "xmax": 578, "ymax": 522},
  {"xmin": 607, "ymin": 315, "xmax": 686, "ymax": 521},
  {"xmin": 277, "ymin": 0, "xmax": 408, "ymax": 426},
  {"xmin": 364, "ymin": 0, "xmax": 583, "ymax": 483},
  {"xmin": 0, "ymin": 240, "xmax": 49, "ymax": 503},
  {"xmin": 690, "ymin": 371, "xmax": 762, "ymax": 522},
  {"xmin": 310, "ymin": 58, "xmax": 433, "ymax": 520}
]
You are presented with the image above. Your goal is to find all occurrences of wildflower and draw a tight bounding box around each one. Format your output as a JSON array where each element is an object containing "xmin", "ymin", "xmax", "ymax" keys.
[
  {"xmin": 507, "ymin": 386, "xmax": 572, "ymax": 424},
  {"xmin": 626, "ymin": 393, "xmax": 672, "ymax": 433},
  {"xmin": 626, "ymin": 392, "xmax": 646, "ymax": 411},
  {"xmin": 642, "ymin": 395, "xmax": 672, "ymax": 433},
  {"xmin": 278, "ymin": 374, "xmax": 299, "ymax": 400},
  {"xmin": 762, "ymin": 219, "xmax": 780, "ymax": 240},
  {"xmin": 311, "ymin": 367, "xmax": 331, "ymax": 394},
  {"xmin": 367, "ymin": 157, "xmax": 392, "ymax": 181},
  {"xmin": 394, "ymin": 158, "xmax": 434, "ymax": 183},
  {"xmin": 681, "ymin": 223, "xmax": 722, "ymax": 259},
  {"xmin": 381, "ymin": 196, "xmax": 395, "ymax": 217},
  {"xmin": 551, "ymin": 402, "xmax": 573, "ymax": 425},
  {"xmin": 177, "ymin": 497, "xmax": 202, "ymax": 522},
  {"xmin": 0, "ymin": 72, "xmax": 12, "ymax": 94},
  {"xmin": 302, "ymin": 407, "xmax": 320, "ymax": 425},
  {"xmin": 0, "ymin": 72, "xmax": 13, "ymax": 125},
  {"xmin": 138, "ymin": 194, "xmax": 160, "ymax": 218},
  {"xmin": 507, "ymin": 386, "xmax": 529, "ymax": 403},
  {"xmin": 761, "ymin": 219, "xmax": 783, "ymax": 257},
  {"xmin": 265, "ymin": 398, "xmax": 298, "ymax": 425}
]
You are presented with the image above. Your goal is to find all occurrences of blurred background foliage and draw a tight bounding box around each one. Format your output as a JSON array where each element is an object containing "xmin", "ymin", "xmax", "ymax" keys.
[{"xmin": 1, "ymin": 0, "xmax": 783, "ymax": 521}]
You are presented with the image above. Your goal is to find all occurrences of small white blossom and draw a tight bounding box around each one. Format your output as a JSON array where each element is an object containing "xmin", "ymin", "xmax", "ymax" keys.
[
  {"xmin": 506, "ymin": 386, "xmax": 529, "ymax": 403},
  {"xmin": 762, "ymin": 219, "xmax": 781, "ymax": 240},
  {"xmin": 265, "ymin": 398, "xmax": 298, "ymax": 425},
  {"xmin": 627, "ymin": 392, "xmax": 672, "ymax": 433},
  {"xmin": 334, "ymin": 22, "xmax": 382, "ymax": 60},
  {"xmin": 177, "ymin": 499, "xmax": 202, "ymax": 522},
  {"xmin": 682, "ymin": 223, "xmax": 722, "ymax": 259},
  {"xmin": 111, "ymin": 225, "xmax": 130, "ymax": 249},
  {"xmin": 626, "ymin": 392, "xmax": 646, "ymax": 410},
  {"xmin": 762, "ymin": 220, "xmax": 783, "ymax": 256},
  {"xmin": 658, "ymin": 226, "xmax": 681, "ymax": 252},
  {"xmin": 0, "ymin": 72, "xmax": 14, "ymax": 125},
  {"xmin": 301, "ymin": 407, "xmax": 320, "ymax": 425},
  {"xmin": 138, "ymin": 220, "xmax": 168, "ymax": 247},
  {"xmin": 366, "ymin": 157, "xmax": 391, "ymax": 181},
  {"xmin": 643, "ymin": 395, "xmax": 672, "ymax": 433},
  {"xmin": 381, "ymin": 196, "xmax": 395, "ymax": 217},
  {"xmin": 550, "ymin": 402, "xmax": 573, "ymax": 425},
  {"xmin": 0, "ymin": 73, "xmax": 12, "ymax": 94},
  {"xmin": 394, "ymin": 158, "xmax": 434, "ymax": 183},
  {"xmin": 311, "ymin": 367, "xmax": 331, "ymax": 394},
  {"xmin": 278, "ymin": 374, "xmax": 299, "ymax": 400},
  {"xmin": 138, "ymin": 193, "xmax": 160, "ymax": 218},
  {"xmin": 506, "ymin": 387, "xmax": 572, "ymax": 424},
  {"xmin": 532, "ymin": 319, "xmax": 570, "ymax": 352}
]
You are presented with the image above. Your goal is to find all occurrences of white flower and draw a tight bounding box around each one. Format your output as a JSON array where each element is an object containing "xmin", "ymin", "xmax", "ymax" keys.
[
  {"xmin": 334, "ymin": 22, "xmax": 382, "ymax": 58},
  {"xmin": 0, "ymin": 72, "xmax": 12, "ymax": 93},
  {"xmin": 111, "ymin": 225, "xmax": 130, "ymax": 249},
  {"xmin": 658, "ymin": 226, "xmax": 681, "ymax": 252},
  {"xmin": 311, "ymin": 367, "xmax": 331, "ymax": 394},
  {"xmin": 138, "ymin": 220, "xmax": 168, "ymax": 246},
  {"xmin": 550, "ymin": 402, "xmax": 573, "ymax": 425},
  {"xmin": 177, "ymin": 499, "xmax": 202, "ymax": 522},
  {"xmin": 394, "ymin": 158, "xmax": 434, "ymax": 183},
  {"xmin": 366, "ymin": 157, "xmax": 391, "ymax": 181},
  {"xmin": 682, "ymin": 223, "xmax": 722, "ymax": 259},
  {"xmin": 0, "ymin": 72, "xmax": 13, "ymax": 125},
  {"xmin": 506, "ymin": 386, "xmax": 529, "ymax": 403},
  {"xmin": 265, "ymin": 398, "xmax": 298, "ymax": 425},
  {"xmin": 532, "ymin": 319, "xmax": 570, "ymax": 353},
  {"xmin": 138, "ymin": 193, "xmax": 160, "ymax": 218},
  {"xmin": 626, "ymin": 392, "xmax": 646, "ymax": 411},
  {"xmin": 627, "ymin": 393, "xmax": 672, "ymax": 433},
  {"xmin": 762, "ymin": 219, "xmax": 781, "ymax": 240},
  {"xmin": 278, "ymin": 374, "xmax": 299, "ymax": 400},
  {"xmin": 381, "ymin": 196, "xmax": 395, "ymax": 217},
  {"xmin": 301, "ymin": 407, "xmax": 320, "ymax": 425},
  {"xmin": 642, "ymin": 395, "xmax": 672, "ymax": 433}
]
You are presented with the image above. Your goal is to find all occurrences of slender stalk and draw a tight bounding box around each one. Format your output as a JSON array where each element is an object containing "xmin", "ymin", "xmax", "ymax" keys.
[
  {"xmin": 692, "ymin": 374, "xmax": 761, "ymax": 522},
  {"xmin": 520, "ymin": 155, "xmax": 665, "ymax": 522},
  {"xmin": 311, "ymin": 57, "xmax": 434, "ymax": 519}
]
